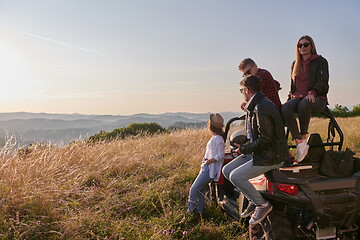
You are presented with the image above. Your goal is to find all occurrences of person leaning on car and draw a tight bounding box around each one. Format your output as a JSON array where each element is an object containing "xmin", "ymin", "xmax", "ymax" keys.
[{"xmin": 222, "ymin": 75, "xmax": 288, "ymax": 225}]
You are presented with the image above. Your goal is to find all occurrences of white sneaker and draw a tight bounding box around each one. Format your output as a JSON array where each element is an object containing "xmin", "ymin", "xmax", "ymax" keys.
[{"xmin": 296, "ymin": 140, "xmax": 309, "ymax": 163}]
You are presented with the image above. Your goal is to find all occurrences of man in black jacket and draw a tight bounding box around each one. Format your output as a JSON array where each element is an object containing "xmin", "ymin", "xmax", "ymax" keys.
[{"xmin": 222, "ymin": 75, "xmax": 288, "ymax": 225}]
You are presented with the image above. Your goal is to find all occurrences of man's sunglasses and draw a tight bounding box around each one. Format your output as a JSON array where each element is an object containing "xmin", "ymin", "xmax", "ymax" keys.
[
  {"xmin": 297, "ymin": 42, "xmax": 311, "ymax": 48},
  {"xmin": 242, "ymin": 65, "xmax": 254, "ymax": 77}
]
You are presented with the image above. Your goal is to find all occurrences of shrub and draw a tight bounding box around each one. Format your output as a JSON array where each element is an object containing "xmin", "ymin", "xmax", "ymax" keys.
[
  {"xmin": 88, "ymin": 122, "xmax": 167, "ymax": 142},
  {"xmin": 313, "ymin": 104, "xmax": 360, "ymax": 118},
  {"xmin": 168, "ymin": 121, "xmax": 207, "ymax": 130}
]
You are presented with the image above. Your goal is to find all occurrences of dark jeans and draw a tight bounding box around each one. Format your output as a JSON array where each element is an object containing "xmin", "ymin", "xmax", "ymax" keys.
[{"xmin": 282, "ymin": 97, "xmax": 326, "ymax": 140}]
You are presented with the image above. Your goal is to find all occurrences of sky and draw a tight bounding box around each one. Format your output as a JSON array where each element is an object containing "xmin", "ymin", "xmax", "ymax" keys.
[{"xmin": 0, "ymin": 0, "xmax": 359, "ymax": 115}]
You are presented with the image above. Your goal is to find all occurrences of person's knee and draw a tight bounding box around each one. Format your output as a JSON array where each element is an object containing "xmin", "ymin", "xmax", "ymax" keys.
[
  {"xmin": 229, "ymin": 171, "xmax": 244, "ymax": 185},
  {"xmin": 298, "ymin": 99, "xmax": 311, "ymax": 113},
  {"xmin": 281, "ymin": 102, "xmax": 293, "ymax": 117},
  {"xmin": 189, "ymin": 185, "xmax": 199, "ymax": 197},
  {"xmin": 222, "ymin": 165, "xmax": 231, "ymax": 179},
  {"xmin": 189, "ymin": 185, "xmax": 195, "ymax": 194}
]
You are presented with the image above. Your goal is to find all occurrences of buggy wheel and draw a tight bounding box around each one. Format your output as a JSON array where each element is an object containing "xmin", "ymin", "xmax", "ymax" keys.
[{"xmin": 249, "ymin": 209, "xmax": 293, "ymax": 240}]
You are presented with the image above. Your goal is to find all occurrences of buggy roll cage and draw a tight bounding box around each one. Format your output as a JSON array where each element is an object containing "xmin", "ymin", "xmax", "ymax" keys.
[{"xmin": 223, "ymin": 107, "xmax": 343, "ymax": 151}]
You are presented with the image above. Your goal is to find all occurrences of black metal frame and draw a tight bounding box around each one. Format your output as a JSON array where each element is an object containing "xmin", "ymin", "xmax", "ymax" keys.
[
  {"xmin": 223, "ymin": 107, "xmax": 343, "ymax": 151},
  {"xmin": 220, "ymin": 108, "xmax": 360, "ymax": 238}
]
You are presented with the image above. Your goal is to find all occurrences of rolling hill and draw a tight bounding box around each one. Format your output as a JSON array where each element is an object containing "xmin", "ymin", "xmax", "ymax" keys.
[{"xmin": 0, "ymin": 111, "xmax": 241, "ymax": 146}]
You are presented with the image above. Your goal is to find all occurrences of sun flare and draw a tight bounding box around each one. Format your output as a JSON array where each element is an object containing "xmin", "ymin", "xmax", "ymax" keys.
[{"xmin": 0, "ymin": 43, "xmax": 31, "ymax": 99}]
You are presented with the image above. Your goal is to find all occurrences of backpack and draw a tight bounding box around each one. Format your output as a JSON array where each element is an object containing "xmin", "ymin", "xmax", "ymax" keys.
[{"xmin": 320, "ymin": 148, "xmax": 355, "ymax": 178}]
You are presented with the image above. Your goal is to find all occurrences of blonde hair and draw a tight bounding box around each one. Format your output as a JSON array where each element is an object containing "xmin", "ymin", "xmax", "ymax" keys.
[{"xmin": 291, "ymin": 35, "xmax": 317, "ymax": 79}]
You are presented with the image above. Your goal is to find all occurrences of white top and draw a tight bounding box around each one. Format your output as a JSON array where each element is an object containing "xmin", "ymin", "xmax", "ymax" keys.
[{"xmin": 203, "ymin": 134, "xmax": 225, "ymax": 182}]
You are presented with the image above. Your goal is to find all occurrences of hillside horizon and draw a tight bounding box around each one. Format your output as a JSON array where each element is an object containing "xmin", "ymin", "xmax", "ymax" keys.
[
  {"xmin": 0, "ymin": 103, "xmax": 357, "ymax": 118},
  {"xmin": 0, "ymin": 111, "xmax": 242, "ymax": 147},
  {"xmin": 0, "ymin": 105, "xmax": 357, "ymax": 148}
]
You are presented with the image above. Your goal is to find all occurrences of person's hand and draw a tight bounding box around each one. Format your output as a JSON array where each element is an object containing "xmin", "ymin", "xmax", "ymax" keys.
[
  {"xmin": 234, "ymin": 143, "xmax": 242, "ymax": 154},
  {"xmin": 305, "ymin": 93, "xmax": 315, "ymax": 103},
  {"xmin": 240, "ymin": 101, "xmax": 247, "ymax": 111},
  {"xmin": 205, "ymin": 158, "xmax": 216, "ymax": 165}
]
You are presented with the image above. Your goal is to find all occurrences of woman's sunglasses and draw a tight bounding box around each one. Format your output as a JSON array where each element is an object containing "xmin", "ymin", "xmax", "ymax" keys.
[{"xmin": 297, "ymin": 42, "xmax": 311, "ymax": 48}]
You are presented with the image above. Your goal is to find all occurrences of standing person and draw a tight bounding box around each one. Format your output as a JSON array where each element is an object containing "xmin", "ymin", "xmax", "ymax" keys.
[
  {"xmin": 282, "ymin": 35, "xmax": 329, "ymax": 162},
  {"xmin": 222, "ymin": 75, "xmax": 288, "ymax": 225},
  {"xmin": 238, "ymin": 58, "xmax": 282, "ymax": 110},
  {"xmin": 187, "ymin": 113, "xmax": 225, "ymax": 215}
]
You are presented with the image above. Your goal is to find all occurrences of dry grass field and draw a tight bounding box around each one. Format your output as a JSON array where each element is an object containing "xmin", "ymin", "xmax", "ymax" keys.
[
  {"xmin": 308, "ymin": 116, "xmax": 360, "ymax": 154},
  {"xmin": 0, "ymin": 116, "xmax": 358, "ymax": 239}
]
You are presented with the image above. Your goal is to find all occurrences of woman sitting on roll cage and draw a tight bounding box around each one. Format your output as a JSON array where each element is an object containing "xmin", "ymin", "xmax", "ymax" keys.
[{"xmin": 282, "ymin": 35, "xmax": 329, "ymax": 163}]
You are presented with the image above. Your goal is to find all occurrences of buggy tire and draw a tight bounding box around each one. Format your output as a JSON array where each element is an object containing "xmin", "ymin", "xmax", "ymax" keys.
[{"xmin": 250, "ymin": 210, "xmax": 293, "ymax": 240}]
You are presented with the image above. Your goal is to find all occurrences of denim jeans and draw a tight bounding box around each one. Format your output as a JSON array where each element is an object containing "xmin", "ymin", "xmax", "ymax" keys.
[
  {"xmin": 282, "ymin": 97, "xmax": 326, "ymax": 140},
  {"xmin": 222, "ymin": 154, "xmax": 283, "ymax": 206},
  {"xmin": 188, "ymin": 164, "xmax": 213, "ymax": 214}
]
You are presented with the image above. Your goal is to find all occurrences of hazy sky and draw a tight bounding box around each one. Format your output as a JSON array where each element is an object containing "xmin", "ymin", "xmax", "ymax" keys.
[{"xmin": 0, "ymin": 0, "xmax": 359, "ymax": 115}]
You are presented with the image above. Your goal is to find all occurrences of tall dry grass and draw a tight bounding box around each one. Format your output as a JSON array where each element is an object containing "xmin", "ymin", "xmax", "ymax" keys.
[
  {"xmin": 0, "ymin": 117, "xmax": 358, "ymax": 239},
  {"xmin": 0, "ymin": 129, "xmax": 244, "ymax": 239},
  {"xmin": 307, "ymin": 116, "xmax": 360, "ymax": 156}
]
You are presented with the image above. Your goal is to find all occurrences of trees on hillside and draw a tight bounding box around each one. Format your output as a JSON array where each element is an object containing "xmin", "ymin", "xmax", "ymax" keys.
[
  {"xmin": 331, "ymin": 104, "xmax": 360, "ymax": 117},
  {"xmin": 88, "ymin": 122, "xmax": 167, "ymax": 142},
  {"xmin": 88, "ymin": 104, "xmax": 359, "ymax": 142}
]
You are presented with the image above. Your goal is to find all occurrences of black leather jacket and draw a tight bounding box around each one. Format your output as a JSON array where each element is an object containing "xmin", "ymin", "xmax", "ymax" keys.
[
  {"xmin": 290, "ymin": 55, "xmax": 329, "ymax": 97},
  {"xmin": 240, "ymin": 92, "xmax": 288, "ymax": 166}
]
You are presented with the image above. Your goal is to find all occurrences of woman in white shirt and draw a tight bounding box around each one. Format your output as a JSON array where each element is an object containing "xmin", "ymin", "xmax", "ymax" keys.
[{"xmin": 187, "ymin": 113, "xmax": 225, "ymax": 214}]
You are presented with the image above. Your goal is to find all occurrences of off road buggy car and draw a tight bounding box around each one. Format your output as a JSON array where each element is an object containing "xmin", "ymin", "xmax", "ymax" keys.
[{"xmin": 213, "ymin": 107, "xmax": 360, "ymax": 240}]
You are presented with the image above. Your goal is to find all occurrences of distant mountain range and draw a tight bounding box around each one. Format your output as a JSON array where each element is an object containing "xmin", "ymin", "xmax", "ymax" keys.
[{"xmin": 0, "ymin": 111, "xmax": 242, "ymax": 147}]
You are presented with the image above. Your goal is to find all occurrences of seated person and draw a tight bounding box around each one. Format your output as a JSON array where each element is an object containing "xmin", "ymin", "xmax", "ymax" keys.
[
  {"xmin": 222, "ymin": 75, "xmax": 288, "ymax": 225},
  {"xmin": 282, "ymin": 35, "xmax": 329, "ymax": 162}
]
